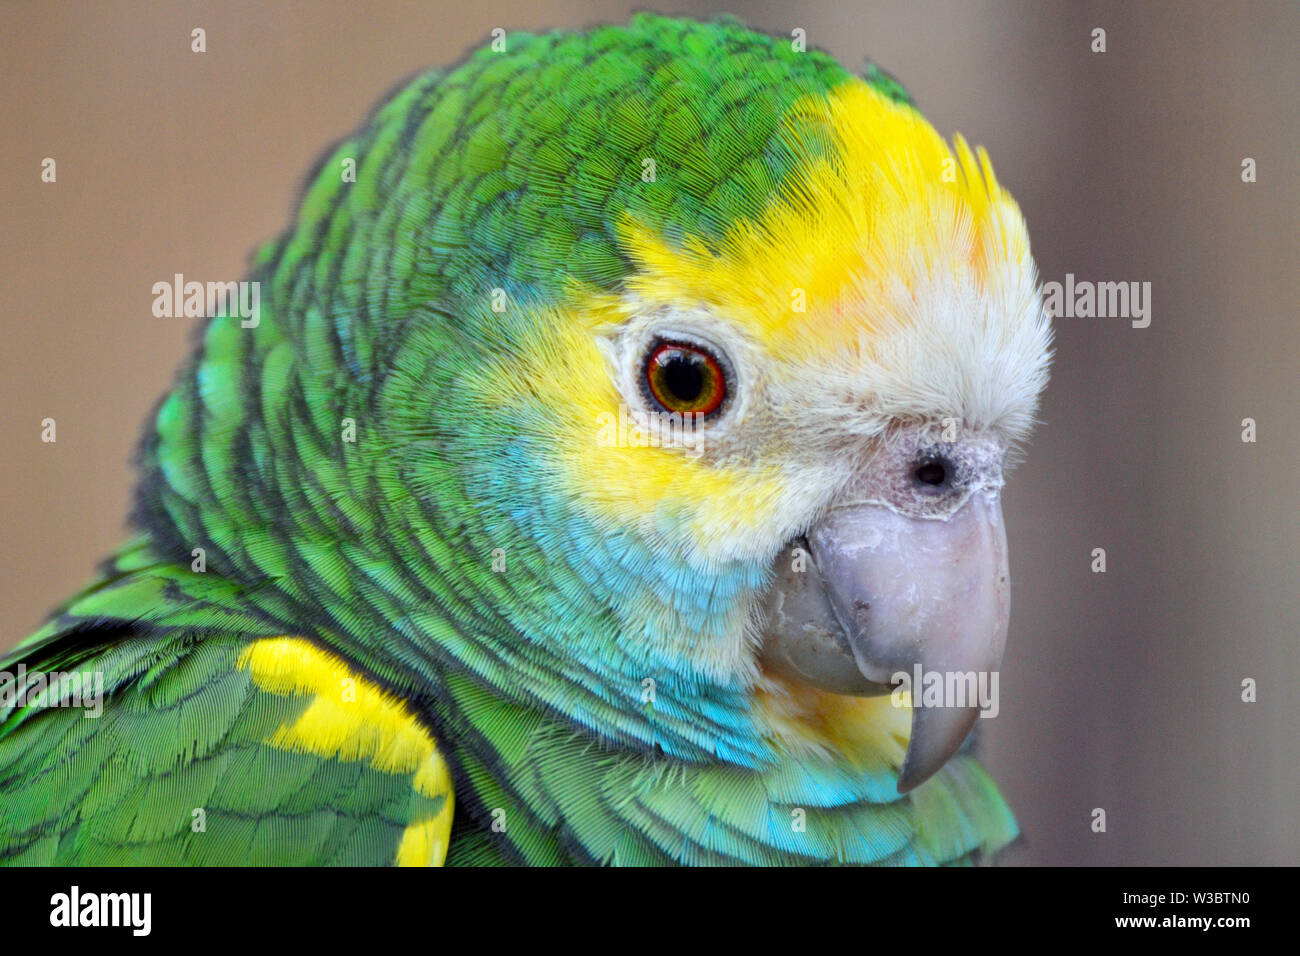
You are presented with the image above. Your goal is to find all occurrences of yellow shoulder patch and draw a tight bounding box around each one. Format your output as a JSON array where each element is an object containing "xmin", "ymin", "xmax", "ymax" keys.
[{"xmin": 237, "ymin": 636, "xmax": 454, "ymax": 866}]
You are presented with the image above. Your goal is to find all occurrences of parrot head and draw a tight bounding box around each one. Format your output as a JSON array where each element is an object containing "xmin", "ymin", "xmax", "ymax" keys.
[
  {"xmin": 378, "ymin": 53, "xmax": 1051, "ymax": 790},
  {"xmin": 145, "ymin": 16, "xmax": 1051, "ymax": 802}
]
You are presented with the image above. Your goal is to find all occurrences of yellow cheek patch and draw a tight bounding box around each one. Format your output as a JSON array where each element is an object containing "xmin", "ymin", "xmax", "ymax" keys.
[
  {"xmin": 466, "ymin": 293, "xmax": 793, "ymax": 548},
  {"xmin": 238, "ymin": 636, "xmax": 454, "ymax": 866},
  {"xmin": 617, "ymin": 80, "xmax": 1032, "ymax": 361}
]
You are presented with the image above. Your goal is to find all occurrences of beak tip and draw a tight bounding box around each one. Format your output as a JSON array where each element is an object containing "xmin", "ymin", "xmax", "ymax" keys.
[{"xmin": 896, "ymin": 703, "xmax": 984, "ymax": 795}]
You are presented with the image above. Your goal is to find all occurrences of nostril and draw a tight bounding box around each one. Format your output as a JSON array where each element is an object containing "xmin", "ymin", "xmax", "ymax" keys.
[{"xmin": 913, "ymin": 458, "xmax": 949, "ymax": 487}]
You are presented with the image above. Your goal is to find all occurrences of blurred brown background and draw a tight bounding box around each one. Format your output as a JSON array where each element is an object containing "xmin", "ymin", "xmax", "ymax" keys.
[{"xmin": 2, "ymin": 1, "xmax": 1297, "ymax": 864}]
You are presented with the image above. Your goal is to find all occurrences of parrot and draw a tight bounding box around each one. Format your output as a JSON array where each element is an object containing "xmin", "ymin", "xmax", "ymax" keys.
[{"xmin": 0, "ymin": 13, "xmax": 1051, "ymax": 866}]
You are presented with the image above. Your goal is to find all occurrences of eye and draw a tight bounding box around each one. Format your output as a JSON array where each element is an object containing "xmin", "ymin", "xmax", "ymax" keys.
[
  {"xmin": 912, "ymin": 455, "xmax": 953, "ymax": 490},
  {"xmin": 643, "ymin": 339, "xmax": 728, "ymax": 417}
]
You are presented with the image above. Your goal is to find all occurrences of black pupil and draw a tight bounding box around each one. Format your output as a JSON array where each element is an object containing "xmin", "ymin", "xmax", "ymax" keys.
[
  {"xmin": 662, "ymin": 353, "xmax": 705, "ymax": 402},
  {"xmin": 915, "ymin": 460, "xmax": 948, "ymax": 486}
]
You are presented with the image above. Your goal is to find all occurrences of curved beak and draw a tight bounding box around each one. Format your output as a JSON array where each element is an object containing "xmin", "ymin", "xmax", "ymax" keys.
[{"xmin": 807, "ymin": 490, "xmax": 1010, "ymax": 792}]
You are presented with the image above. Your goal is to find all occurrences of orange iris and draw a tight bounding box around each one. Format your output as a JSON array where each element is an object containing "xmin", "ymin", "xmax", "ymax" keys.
[{"xmin": 645, "ymin": 341, "xmax": 726, "ymax": 416}]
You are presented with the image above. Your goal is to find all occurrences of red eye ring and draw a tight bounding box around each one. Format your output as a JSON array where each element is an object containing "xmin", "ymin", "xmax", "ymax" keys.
[{"xmin": 644, "ymin": 340, "xmax": 728, "ymax": 417}]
